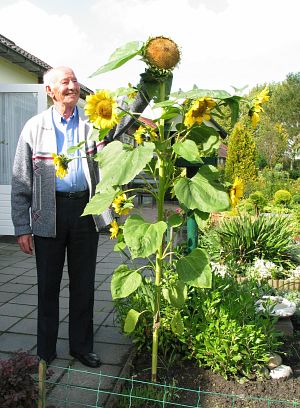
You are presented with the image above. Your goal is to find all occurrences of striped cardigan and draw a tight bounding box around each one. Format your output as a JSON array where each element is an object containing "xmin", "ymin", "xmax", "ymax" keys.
[{"xmin": 11, "ymin": 106, "xmax": 113, "ymax": 237}]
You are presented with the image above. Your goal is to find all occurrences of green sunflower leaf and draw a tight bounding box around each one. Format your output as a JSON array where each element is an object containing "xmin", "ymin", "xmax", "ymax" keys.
[
  {"xmin": 123, "ymin": 215, "xmax": 167, "ymax": 259},
  {"xmin": 172, "ymin": 139, "xmax": 201, "ymax": 162},
  {"xmin": 124, "ymin": 309, "xmax": 141, "ymax": 334},
  {"xmin": 95, "ymin": 141, "xmax": 155, "ymax": 189},
  {"xmin": 89, "ymin": 41, "xmax": 143, "ymax": 77},
  {"xmin": 82, "ymin": 186, "xmax": 117, "ymax": 215},
  {"xmin": 174, "ymin": 165, "xmax": 230, "ymax": 212},
  {"xmin": 171, "ymin": 311, "xmax": 184, "ymax": 335},
  {"xmin": 111, "ymin": 264, "xmax": 142, "ymax": 299},
  {"xmin": 176, "ymin": 248, "xmax": 212, "ymax": 288},
  {"xmin": 162, "ymin": 280, "xmax": 187, "ymax": 308}
]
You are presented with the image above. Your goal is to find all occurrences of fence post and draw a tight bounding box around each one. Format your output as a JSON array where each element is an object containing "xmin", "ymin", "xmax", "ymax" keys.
[{"xmin": 38, "ymin": 359, "xmax": 47, "ymax": 408}]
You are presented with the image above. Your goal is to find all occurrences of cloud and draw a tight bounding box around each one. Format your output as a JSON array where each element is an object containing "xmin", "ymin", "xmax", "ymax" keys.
[{"xmin": 1, "ymin": 0, "xmax": 300, "ymax": 95}]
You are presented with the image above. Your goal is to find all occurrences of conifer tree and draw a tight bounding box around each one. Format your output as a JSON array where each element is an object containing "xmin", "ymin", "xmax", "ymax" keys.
[{"xmin": 225, "ymin": 118, "xmax": 257, "ymax": 184}]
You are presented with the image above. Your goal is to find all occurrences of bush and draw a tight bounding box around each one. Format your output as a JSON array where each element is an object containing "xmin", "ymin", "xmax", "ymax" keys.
[
  {"xmin": 178, "ymin": 276, "xmax": 282, "ymax": 380},
  {"xmin": 213, "ymin": 214, "xmax": 299, "ymax": 269},
  {"xmin": 248, "ymin": 191, "xmax": 267, "ymax": 215},
  {"xmin": 292, "ymin": 194, "xmax": 300, "ymax": 205},
  {"xmin": 0, "ymin": 351, "xmax": 53, "ymax": 408},
  {"xmin": 274, "ymin": 189, "xmax": 292, "ymax": 206}
]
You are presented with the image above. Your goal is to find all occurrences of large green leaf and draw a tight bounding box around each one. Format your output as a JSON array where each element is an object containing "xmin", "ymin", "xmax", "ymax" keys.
[
  {"xmin": 89, "ymin": 41, "xmax": 143, "ymax": 77},
  {"xmin": 95, "ymin": 141, "xmax": 155, "ymax": 189},
  {"xmin": 171, "ymin": 311, "xmax": 184, "ymax": 335},
  {"xmin": 123, "ymin": 215, "xmax": 167, "ymax": 259},
  {"xmin": 124, "ymin": 309, "xmax": 141, "ymax": 334},
  {"xmin": 162, "ymin": 280, "xmax": 187, "ymax": 308},
  {"xmin": 176, "ymin": 248, "xmax": 212, "ymax": 288},
  {"xmin": 174, "ymin": 165, "xmax": 230, "ymax": 212},
  {"xmin": 82, "ymin": 187, "xmax": 117, "ymax": 215},
  {"xmin": 194, "ymin": 210, "xmax": 210, "ymax": 230},
  {"xmin": 172, "ymin": 140, "xmax": 200, "ymax": 162},
  {"xmin": 111, "ymin": 264, "xmax": 142, "ymax": 299}
]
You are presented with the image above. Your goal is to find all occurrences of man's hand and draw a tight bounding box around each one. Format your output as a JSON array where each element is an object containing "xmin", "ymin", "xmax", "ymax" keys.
[{"xmin": 17, "ymin": 234, "xmax": 33, "ymax": 255}]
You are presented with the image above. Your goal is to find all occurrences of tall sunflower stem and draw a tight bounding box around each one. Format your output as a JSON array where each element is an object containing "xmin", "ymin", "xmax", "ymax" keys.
[{"xmin": 151, "ymin": 82, "xmax": 167, "ymax": 382}]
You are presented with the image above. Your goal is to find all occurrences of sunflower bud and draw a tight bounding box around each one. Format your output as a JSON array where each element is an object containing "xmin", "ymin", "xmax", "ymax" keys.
[{"xmin": 143, "ymin": 36, "xmax": 180, "ymax": 74}]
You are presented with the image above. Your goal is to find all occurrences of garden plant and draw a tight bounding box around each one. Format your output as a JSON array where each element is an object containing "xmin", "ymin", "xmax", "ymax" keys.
[{"xmin": 53, "ymin": 36, "xmax": 272, "ymax": 382}]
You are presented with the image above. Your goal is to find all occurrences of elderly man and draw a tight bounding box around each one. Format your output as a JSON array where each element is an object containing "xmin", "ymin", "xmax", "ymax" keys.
[{"xmin": 11, "ymin": 66, "xmax": 114, "ymax": 367}]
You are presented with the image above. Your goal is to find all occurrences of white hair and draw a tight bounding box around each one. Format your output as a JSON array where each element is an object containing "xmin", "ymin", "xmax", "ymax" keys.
[{"xmin": 43, "ymin": 66, "xmax": 75, "ymax": 87}]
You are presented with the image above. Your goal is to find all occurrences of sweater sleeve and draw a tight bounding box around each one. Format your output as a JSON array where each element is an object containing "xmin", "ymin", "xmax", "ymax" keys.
[{"xmin": 11, "ymin": 125, "xmax": 33, "ymax": 236}]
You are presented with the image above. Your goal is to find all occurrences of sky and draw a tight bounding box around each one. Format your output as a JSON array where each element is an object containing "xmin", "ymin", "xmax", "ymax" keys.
[{"xmin": 1, "ymin": 0, "xmax": 299, "ymax": 98}]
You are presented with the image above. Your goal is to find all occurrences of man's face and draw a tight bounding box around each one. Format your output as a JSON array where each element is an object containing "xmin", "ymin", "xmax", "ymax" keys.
[{"xmin": 46, "ymin": 68, "xmax": 80, "ymax": 108}]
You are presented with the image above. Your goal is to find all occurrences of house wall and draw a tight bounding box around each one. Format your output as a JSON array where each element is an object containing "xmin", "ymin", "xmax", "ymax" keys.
[{"xmin": 0, "ymin": 57, "xmax": 38, "ymax": 83}]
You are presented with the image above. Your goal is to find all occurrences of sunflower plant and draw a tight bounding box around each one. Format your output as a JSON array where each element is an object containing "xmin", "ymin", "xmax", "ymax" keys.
[{"xmin": 75, "ymin": 36, "xmax": 266, "ymax": 381}]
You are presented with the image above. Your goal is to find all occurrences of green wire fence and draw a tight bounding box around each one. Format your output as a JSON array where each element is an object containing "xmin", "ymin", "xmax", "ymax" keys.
[{"xmin": 38, "ymin": 362, "xmax": 300, "ymax": 408}]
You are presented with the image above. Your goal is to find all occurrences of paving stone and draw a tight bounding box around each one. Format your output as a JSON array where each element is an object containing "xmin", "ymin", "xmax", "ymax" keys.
[
  {"xmin": 10, "ymin": 275, "xmax": 37, "ymax": 284},
  {"xmin": 95, "ymin": 343, "xmax": 132, "ymax": 365},
  {"xmin": 9, "ymin": 293, "xmax": 38, "ymax": 306},
  {"xmin": 7, "ymin": 317, "xmax": 37, "ymax": 335},
  {"xmin": 94, "ymin": 300, "xmax": 114, "ymax": 314},
  {"xmin": 0, "ymin": 291, "xmax": 19, "ymax": 302},
  {"xmin": 23, "ymin": 285, "xmax": 38, "ymax": 295},
  {"xmin": 0, "ymin": 315, "xmax": 21, "ymax": 331},
  {"xmin": 0, "ymin": 283, "xmax": 32, "ymax": 293},
  {"xmin": 0, "ymin": 274, "xmax": 14, "ymax": 283},
  {"xmin": 94, "ymin": 326, "xmax": 132, "ymax": 346},
  {"xmin": 0, "ymin": 332, "xmax": 36, "ymax": 352},
  {"xmin": 0, "ymin": 303, "xmax": 36, "ymax": 317},
  {"xmin": 0, "ymin": 266, "xmax": 25, "ymax": 275},
  {"xmin": 58, "ymin": 321, "xmax": 69, "ymax": 339},
  {"xmin": 96, "ymin": 290, "xmax": 112, "ymax": 301}
]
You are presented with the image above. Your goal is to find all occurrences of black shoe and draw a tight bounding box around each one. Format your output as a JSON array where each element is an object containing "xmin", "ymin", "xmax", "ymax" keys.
[
  {"xmin": 70, "ymin": 351, "xmax": 100, "ymax": 368},
  {"xmin": 38, "ymin": 353, "xmax": 57, "ymax": 366}
]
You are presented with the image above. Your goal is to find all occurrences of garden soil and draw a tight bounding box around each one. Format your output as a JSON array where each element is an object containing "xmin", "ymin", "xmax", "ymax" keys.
[{"xmin": 127, "ymin": 316, "xmax": 300, "ymax": 408}]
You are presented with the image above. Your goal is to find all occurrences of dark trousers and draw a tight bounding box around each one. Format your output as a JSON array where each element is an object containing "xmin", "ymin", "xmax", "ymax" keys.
[{"xmin": 34, "ymin": 194, "xmax": 99, "ymax": 360}]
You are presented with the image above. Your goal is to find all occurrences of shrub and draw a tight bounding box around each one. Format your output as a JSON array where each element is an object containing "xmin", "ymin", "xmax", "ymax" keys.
[
  {"xmin": 0, "ymin": 351, "xmax": 53, "ymax": 408},
  {"xmin": 178, "ymin": 276, "xmax": 282, "ymax": 380},
  {"xmin": 248, "ymin": 191, "xmax": 267, "ymax": 215},
  {"xmin": 213, "ymin": 214, "xmax": 299, "ymax": 269},
  {"xmin": 274, "ymin": 189, "xmax": 292, "ymax": 206},
  {"xmin": 292, "ymin": 194, "xmax": 300, "ymax": 205}
]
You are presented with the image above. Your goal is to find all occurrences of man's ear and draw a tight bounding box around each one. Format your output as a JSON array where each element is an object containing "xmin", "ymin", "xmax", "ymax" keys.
[{"xmin": 46, "ymin": 85, "xmax": 54, "ymax": 98}]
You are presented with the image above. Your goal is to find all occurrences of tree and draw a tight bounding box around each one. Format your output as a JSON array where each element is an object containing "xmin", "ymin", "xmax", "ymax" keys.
[
  {"xmin": 225, "ymin": 118, "xmax": 257, "ymax": 184},
  {"xmin": 256, "ymin": 117, "xmax": 288, "ymax": 169},
  {"xmin": 265, "ymin": 73, "xmax": 300, "ymax": 169}
]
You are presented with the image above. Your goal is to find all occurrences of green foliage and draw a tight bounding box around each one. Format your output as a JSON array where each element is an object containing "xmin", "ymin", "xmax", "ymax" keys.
[
  {"xmin": 248, "ymin": 191, "xmax": 267, "ymax": 215},
  {"xmin": 0, "ymin": 351, "xmax": 53, "ymax": 408},
  {"xmin": 224, "ymin": 120, "xmax": 257, "ymax": 184},
  {"xmin": 178, "ymin": 276, "xmax": 282, "ymax": 380},
  {"xmin": 213, "ymin": 214, "xmax": 299, "ymax": 269},
  {"xmin": 274, "ymin": 189, "xmax": 292, "ymax": 206}
]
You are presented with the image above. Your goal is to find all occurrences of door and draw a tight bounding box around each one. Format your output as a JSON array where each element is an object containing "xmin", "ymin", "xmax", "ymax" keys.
[{"xmin": 0, "ymin": 84, "xmax": 47, "ymax": 235}]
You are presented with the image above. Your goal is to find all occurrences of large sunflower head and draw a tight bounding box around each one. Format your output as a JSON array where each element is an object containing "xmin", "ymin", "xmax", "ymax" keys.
[
  {"xmin": 85, "ymin": 90, "xmax": 120, "ymax": 130},
  {"xmin": 142, "ymin": 36, "xmax": 180, "ymax": 76},
  {"xmin": 184, "ymin": 97, "xmax": 216, "ymax": 128}
]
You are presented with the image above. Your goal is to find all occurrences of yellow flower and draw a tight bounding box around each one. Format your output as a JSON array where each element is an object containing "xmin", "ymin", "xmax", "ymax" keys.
[
  {"xmin": 112, "ymin": 193, "xmax": 133, "ymax": 215},
  {"xmin": 184, "ymin": 97, "xmax": 216, "ymax": 128},
  {"xmin": 230, "ymin": 177, "xmax": 244, "ymax": 207},
  {"xmin": 84, "ymin": 90, "xmax": 120, "ymax": 129},
  {"xmin": 52, "ymin": 153, "xmax": 69, "ymax": 179},
  {"xmin": 256, "ymin": 86, "xmax": 270, "ymax": 104},
  {"xmin": 134, "ymin": 127, "xmax": 145, "ymax": 145},
  {"xmin": 249, "ymin": 87, "xmax": 270, "ymax": 128},
  {"xmin": 133, "ymin": 125, "xmax": 157, "ymax": 144},
  {"xmin": 109, "ymin": 219, "xmax": 119, "ymax": 239}
]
